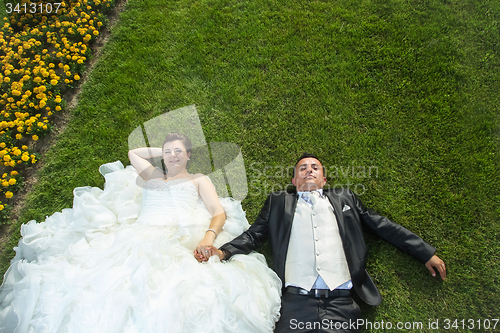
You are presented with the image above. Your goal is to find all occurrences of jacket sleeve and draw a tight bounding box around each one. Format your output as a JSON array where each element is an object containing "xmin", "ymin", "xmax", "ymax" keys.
[
  {"xmin": 219, "ymin": 194, "xmax": 272, "ymax": 259},
  {"xmin": 350, "ymin": 190, "xmax": 436, "ymax": 264}
]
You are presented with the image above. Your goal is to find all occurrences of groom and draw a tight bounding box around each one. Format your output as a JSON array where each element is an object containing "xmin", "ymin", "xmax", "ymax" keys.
[{"xmin": 209, "ymin": 152, "xmax": 446, "ymax": 332}]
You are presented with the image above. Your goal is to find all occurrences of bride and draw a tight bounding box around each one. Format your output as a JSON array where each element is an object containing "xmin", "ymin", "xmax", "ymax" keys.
[{"xmin": 0, "ymin": 132, "xmax": 282, "ymax": 333}]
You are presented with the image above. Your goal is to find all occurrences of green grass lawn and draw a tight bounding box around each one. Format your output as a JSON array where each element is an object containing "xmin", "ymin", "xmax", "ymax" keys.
[{"xmin": 2, "ymin": 0, "xmax": 499, "ymax": 331}]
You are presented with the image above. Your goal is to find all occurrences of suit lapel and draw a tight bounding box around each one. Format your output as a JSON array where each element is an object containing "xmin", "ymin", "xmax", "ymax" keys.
[
  {"xmin": 325, "ymin": 191, "xmax": 346, "ymax": 239},
  {"xmin": 277, "ymin": 192, "xmax": 298, "ymax": 278},
  {"xmin": 283, "ymin": 192, "xmax": 298, "ymax": 231}
]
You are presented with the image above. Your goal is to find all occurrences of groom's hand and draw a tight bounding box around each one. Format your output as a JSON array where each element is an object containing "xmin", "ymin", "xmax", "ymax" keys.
[
  {"xmin": 206, "ymin": 245, "xmax": 225, "ymax": 260},
  {"xmin": 194, "ymin": 245, "xmax": 224, "ymax": 262},
  {"xmin": 425, "ymin": 255, "xmax": 447, "ymax": 280}
]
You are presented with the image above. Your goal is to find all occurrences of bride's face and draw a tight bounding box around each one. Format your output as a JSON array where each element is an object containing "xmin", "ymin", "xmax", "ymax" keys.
[{"xmin": 163, "ymin": 140, "xmax": 191, "ymax": 171}]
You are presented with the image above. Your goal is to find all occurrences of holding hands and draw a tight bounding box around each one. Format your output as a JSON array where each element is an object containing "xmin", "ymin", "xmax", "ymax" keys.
[
  {"xmin": 194, "ymin": 229, "xmax": 217, "ymax": 261},
  {"xmin": 194, "ymin": 245, "xmax": 223, "ymax": 262}
]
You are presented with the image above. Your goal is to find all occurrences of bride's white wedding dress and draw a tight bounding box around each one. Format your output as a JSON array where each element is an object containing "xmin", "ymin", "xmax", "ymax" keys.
[{"xmin": 0, "ymin": 162, "xmax": 281, "ymax": 333}]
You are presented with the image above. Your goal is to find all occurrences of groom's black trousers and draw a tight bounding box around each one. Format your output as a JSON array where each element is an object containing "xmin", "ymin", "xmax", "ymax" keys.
[{"xmin": 274, "ymin": 290, "xmax": 361, "ymax": 333}]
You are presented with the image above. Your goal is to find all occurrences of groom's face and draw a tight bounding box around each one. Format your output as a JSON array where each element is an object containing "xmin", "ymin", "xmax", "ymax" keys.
[{"xmin": 292, "ymin": 157, "xmax": 327, "ymax": 191}]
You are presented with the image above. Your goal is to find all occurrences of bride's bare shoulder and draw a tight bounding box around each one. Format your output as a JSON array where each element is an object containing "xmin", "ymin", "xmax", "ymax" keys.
[
  {"xmin": 189, "ymin": 173, "xmax": 211, "ymax": 188},
  {"xmin": 189, "ymin": 173, "xmax": 207, "ymax": 182}
]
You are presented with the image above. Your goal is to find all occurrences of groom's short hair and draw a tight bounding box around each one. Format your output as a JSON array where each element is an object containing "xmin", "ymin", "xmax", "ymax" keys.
[{"xmin": 293, "ymin": 152, "xmax": 325, "ymax": 177}]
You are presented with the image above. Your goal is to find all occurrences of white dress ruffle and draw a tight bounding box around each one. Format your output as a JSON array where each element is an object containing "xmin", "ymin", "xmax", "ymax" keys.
[{"xmin": 0, "ymin": 161, "xmax": 281, "ymax": 333}]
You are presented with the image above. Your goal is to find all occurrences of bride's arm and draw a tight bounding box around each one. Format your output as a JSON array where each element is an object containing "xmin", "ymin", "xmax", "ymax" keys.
[
  {"xmin": 194, "ymin": 175, "xmax": 226, "ymax": 261},
  {"xmin": 128, "ymin": 147, "xmax": 164, "ymax": 180}
]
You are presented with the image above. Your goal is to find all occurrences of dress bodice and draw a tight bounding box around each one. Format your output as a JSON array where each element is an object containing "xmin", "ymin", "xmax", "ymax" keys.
[{"xmin": 135, "ymin": 178, "xmax": 200, "ymax": 227}]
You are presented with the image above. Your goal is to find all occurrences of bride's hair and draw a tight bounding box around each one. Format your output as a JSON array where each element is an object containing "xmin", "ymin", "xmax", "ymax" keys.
[{"xmin": 162, "ymin": 132, "xmax": 192, "ymax": 154}]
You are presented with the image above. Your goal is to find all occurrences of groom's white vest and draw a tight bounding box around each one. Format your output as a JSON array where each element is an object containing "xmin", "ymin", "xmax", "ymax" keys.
[{"xmin": 285, "ymin": 192, "xmax": 351, "ymax": 290}]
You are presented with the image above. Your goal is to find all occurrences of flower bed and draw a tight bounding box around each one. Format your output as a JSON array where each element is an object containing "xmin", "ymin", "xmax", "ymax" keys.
[{"xmin": 0, "ymin": 0, "xmax": 115, "ymax": 223}]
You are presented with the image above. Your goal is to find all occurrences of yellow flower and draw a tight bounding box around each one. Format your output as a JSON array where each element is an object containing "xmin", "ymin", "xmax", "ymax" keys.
[
  {"xmin": 32, "ymin": 135, "xmax": 39, "ymax": 141},
  {"xmin": 5, "ymin": 191, "xmax": 13, "ymax": 198},
  {"xmin": 15, "ymin": 134, "xmax": 22, "ymax": 140},
  {"xmin": 21, "ymin": 155, "xmax": 29, "ymax": 162},
  {"xmin": 1, "ymin": 181, "xmax": 8, "ymax": 187},
  {"xmin": 55, "ymin": 106, "xmax": 61, "ymax": 111},
  {"xmin": 8, "ymin": 178, "xmax": 16, "ymax": 185},
  {"xmin": 74, "ymin": 74, "xmax": 80, "ymax": 80},
  {"xmin": 21, "ymin": 146, "xmax": 27, "ymax": 150},
  {"xmin": 0, "ymin": 205, "xmax": 4, "ymax": 211},
  {"xmin": 10, "ymin": 170, "xmax": 18, "ymax": 176}
]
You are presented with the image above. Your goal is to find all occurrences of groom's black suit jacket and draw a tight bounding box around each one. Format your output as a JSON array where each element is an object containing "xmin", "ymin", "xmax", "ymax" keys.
[{"xmin": 220, "ymin": 188, "xmax": 436, "ymax": 306}]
